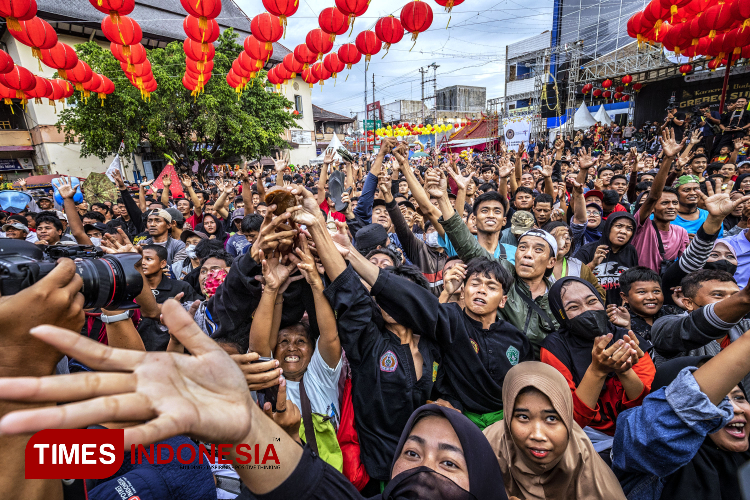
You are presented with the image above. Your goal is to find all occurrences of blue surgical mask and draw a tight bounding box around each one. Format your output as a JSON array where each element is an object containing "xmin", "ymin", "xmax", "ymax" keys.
[
  {"xmin": 90, "ymin": 237, "xmax": 101, "ymax": 247},
  {"xmin": 424, "ymin": 232, "xmax": 440, "ymax": 248},
  {"xmin": 186, "ymin": 244, "xmax": 197, "ymax": 259}
]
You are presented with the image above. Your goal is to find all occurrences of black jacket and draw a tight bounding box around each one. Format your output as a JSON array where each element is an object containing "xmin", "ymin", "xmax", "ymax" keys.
[
  {"xmin": 370, "ymin": 268, "xmax": 534, "ymax": 414},
  {"xmin": 325, "ymin": 265, "xmax": 441, "ymax": 481},
  {"xmin": 138, "ymin": 277, "xmax": 202, "ymax": 351}
]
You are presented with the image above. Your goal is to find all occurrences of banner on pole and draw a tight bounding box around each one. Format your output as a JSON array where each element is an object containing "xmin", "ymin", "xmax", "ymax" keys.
[{"xmin": 502, "ymin": 116, "xmax": 531, "ymax": 151}]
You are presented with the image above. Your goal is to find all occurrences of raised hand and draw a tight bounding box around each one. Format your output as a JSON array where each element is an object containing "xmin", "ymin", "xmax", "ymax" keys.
[
  {"xmin": 590, "ymin": 334, "xmax": 637, "ymax": 376},
  {"xmin": 660, "ymin": 127, "xmax": 681, "ymax": 158},
  {"xmin": 578, "ymin": 147, "xmax": 596, "ymax": 169},
  {"xmin": 101, "ymin": 228, "xmax": 141, "ymax": 255},
  {"xmin": 691, "ymin": 128, "xmax": 703, "ymax": 143},
  {"xmin": 230, "ymin": 352, "xmax": 283, "ymax": 392},
  {"xmin": 140, "ymin": 178, "xmax": 155, "ymax": 188},
  {"xmin": 700, "ymin": 179, "xmax": 750, "ymax": 218},
  {"xmin": 289, "ymin": 185, "xmax": 323, "ymax": 226},
  {"xmin": 331, "ymin": 220, "xmax": 352, "ymax": 258},
  {"xmin": 590, "ymin": 245, "xmax": 609, "ymax": 268},
  {"xmin": 292, "ymin": 233, "xmax": 322, "ymax": 287},
  {"xmin": 607, "ymin": 304, "xmax": 631, "ymax": 329},
  {"xmin": 424, "ymin": 168, "xmax": 447, "ymax": 199},
  {"xmin": 162, "ymin": 175, "xmax": 172, "ymax": 189},
  {"xmin": 496, "ymin": 158, "xmax": 514, "ymax": 178},
  {"xmin": 540, "ymin": 155, "xmax": 554, "ymax": 178},
  {"xmin": 323, "ymin": 148, "xmax": 335, "ymax": 165},
  {"xmin": 443, "ymin": 263, "xmax": 466, "ymax": 296},
  {"xmin": 57, "ymin": 176, "xmax": 77, "ymax": 200},
  {"xmin": 250, "ymin": 210, "xmax": 298, "ymax": 262},
  {"xmin": 260, "ymin": 250, "xmax": 297, "ymax": 292},
  {"xmin": 274, "ymin": 151, "xmax": 289, "ymax": 174},
  {"xmin": 735, "ymin": 136, "xmax": 745, "ymax": 152},
  {"xmin": 112, "ymin": 170, "xmax": 126, "ymax": 190}
]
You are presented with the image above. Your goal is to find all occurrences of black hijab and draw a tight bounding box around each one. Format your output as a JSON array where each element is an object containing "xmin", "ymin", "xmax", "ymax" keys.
[
  {"xmin": 195, "ymin": 213, "xmax": 227, "ymax": 243},
  {"xmin": 653, "ymin": 356, "xmax": 750, "ymax": 500},
  {"xmin": 543, "ymin": 276, "xmax": 652, "ymax": 385},
  {"xmin": 382, "ymin": 404, "xmax": 508, "ymax": 500}
]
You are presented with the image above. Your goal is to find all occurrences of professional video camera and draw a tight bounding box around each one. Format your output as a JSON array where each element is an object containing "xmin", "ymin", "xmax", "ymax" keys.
[{"xmin": 0, "ymin": 240, "xmax": 143, "ymax": 309}]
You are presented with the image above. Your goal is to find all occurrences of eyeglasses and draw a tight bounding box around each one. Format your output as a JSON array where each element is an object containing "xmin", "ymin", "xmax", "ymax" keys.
[{"xmin": 586, "ymin": 210, "xmax": 601, "ymax": 216}]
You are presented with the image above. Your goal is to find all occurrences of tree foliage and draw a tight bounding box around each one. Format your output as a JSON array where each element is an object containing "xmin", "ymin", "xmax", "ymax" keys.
[{"xmin": 57, "ymin": 29, "xmax": 298, "ymax": 180}]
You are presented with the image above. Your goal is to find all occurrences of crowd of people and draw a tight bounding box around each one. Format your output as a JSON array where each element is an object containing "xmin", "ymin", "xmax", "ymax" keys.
[{"xmin": 2, "ymin": 100, "xmax": 750, "ymax": 500}]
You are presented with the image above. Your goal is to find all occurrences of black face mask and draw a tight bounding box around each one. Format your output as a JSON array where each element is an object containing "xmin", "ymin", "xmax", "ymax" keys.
[
  {"xmin": 383, "ymin": 467, "xmax": 475, "ymax": 500},
  {"xmin": 704, "ymin": 259, "xmax": 738, "ymax": 276},
  {"xmin": 566, "ymin": 309, "xmax": 609, "ymax": 340}
]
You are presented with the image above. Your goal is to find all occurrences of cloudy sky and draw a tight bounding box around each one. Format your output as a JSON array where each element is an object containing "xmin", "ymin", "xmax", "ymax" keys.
[{"xmin": 234, "ymin": 0, "xmax": 554, "ymax": 116}]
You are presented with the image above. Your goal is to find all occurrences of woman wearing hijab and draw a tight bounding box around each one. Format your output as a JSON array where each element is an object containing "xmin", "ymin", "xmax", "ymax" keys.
[
  {"xmin": 484, "ymin": 362, "xmax": 626, "ymax": 500},
  {"xmin": 195, "ymin": 212, "xmax": 228, "ymax": 244},
  {"xmin": 723, "ymin": 190, "xmax": 747, "ymax": 231},
  {"xmin": 540, "ymin": 276, "xmax": 655, "ymax": 459},
  {"xmin": 542, "ymin": 220, "xmax": 605, "ymax": 300},
  {"xmin": 613, "ymin": 327, "xmax": 750, "ymax": 500},
  {"xmin": 573, "ymin": 211, "xmax": 638, "ymax": 306}
]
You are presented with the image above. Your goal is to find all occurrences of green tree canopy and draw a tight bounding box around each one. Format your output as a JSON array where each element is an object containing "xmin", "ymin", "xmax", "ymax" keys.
[{"xmin": 57, "ymin": 29, "xmax": 298, "ymax": 180}]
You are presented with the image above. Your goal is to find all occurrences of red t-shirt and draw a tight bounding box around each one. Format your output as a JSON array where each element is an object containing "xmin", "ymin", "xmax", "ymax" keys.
[
  {"xmin": 185, "ymin": 212, "xmax": 204, "ymax": 230},
  {"xmin": 319, "ymin": 201, "xmax": 346, "ymax": 222}
]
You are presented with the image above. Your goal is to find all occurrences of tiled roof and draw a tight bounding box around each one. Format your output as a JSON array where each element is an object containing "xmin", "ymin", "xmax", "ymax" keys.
[
  {"xmin": 449, "ymin": 118, "xmax": 497, "ymax": 140},
  {"xmin": 36, "ymin": 0, "xmax": 290, "ymax": 62},
  {"xmin": 313, "ymin": 104, "xmax": 355, "ymax": 122}
]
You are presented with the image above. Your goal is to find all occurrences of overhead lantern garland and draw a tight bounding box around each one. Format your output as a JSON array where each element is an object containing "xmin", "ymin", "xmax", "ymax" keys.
[
  {"xmin": 311, "ymin": 61, "xmax": 331, "ymax": 87},
  {"xmin": 355, "ymin": 30, "xmax": 381, "ymax": 68},
  {"xmin": 301, "ymin": 66, "xmax": 319, "ymax": 88},
  {"xmin": 0, "ymin": 65, "xmax": 35, "ymax": 101},
  {"xmin": 40, "ymin": 42, "xmax": 78, "ymax": 79},
  {"xmin": 94, "ymin": 75, "xmax": 115, "ymax": 105},
  {"xmin": 319, "ymin": 7, "xmax": 349, "ymax": 43},
  {"xmin": 181, "ymin": 0, "xmax": 221, "ymax": 97},
  {"xmin": 65, "ymin": 60, "xmax": 93, "ymax": 91},
  {"xmin": 375, "ymin": 16, "xmax": 405, "ymax": 56},
  {"xmin": 0, "ymin": 0, "xmax": 37, "ymax": 32},
  {"xmin": 23, "ymin": 74, "xmax": 51, "ymax": 104},
  {"xmin": 306, "ymin": 28, "xmax": 334, "ymax": 61},
  {"xmin": 252, "ymin": 13, "xmax": 284, "ymax": 49},
  {"xmin": 88, "ymin": 0, "xmax": 134, "ymax": 24}
]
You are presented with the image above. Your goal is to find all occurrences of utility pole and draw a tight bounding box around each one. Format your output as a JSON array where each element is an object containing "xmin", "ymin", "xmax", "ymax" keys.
[
  {"xmin": 429, "ymin": 63, "xmax": 439, "ymax": 127},
  {"xmin": 364, "ymin": 64, "xmax": 368, "ymax": 153},
  {"xmin": 419, "ymin": 67, "xmax": 427, "ymax": 125},
  {"xmin": 372, "ymin": 73, "xmax": 376, "ymax": 132}
]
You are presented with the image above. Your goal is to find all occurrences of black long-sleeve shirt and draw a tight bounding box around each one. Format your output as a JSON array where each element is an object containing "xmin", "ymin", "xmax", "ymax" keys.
[
  {"xmin": 325, "ymin": 265, "xmax": 441, "ymax": 481},
  {"xmin": 370, "ymin": 269, "xmax": 533, "ymax": 414},
  {"xmin": 114, "ymin": 187, "xmax": 143, "ymax": 238}
]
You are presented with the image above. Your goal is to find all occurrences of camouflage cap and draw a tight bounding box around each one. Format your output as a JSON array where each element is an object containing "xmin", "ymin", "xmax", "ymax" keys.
[{"xmin": 511, "ymin": 210, "xmax": 534, "ymax": 235}]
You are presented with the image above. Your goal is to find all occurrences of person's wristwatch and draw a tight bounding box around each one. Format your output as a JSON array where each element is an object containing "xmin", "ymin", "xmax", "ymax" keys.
[{"xmin": 100, "ymin": 311, "xmax": 133, "ymax": 324}]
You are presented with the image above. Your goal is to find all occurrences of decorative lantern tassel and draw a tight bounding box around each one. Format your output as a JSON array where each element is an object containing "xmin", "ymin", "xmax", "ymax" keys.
[
  {"xmin": 382, "ymin": 43, "xmax": 391, "ymax": 58},
  {"xmin": 110, "ymin": 11, "xmax": 121, "ymax": 24},
  {"xmin": 123, "ymin": 45, "xmax": 131, "ymax": 57},
  {"xmin": 348, "ymin": 15, "xmax": 356, "ymax": 36},
  {"xmin": 266, "ymin": 41, "xmax": 273, "ymax": 51},
  {"xmin": 6, "ymin": 17, "xmax": 20, "ymax": 32},
  {"xmin": 5, "ymin": 98, "xmax": 13, "ymax": 114},
  {"xmin": 199, "ymin": 16, "xmax": 207, "ymax": 30}
]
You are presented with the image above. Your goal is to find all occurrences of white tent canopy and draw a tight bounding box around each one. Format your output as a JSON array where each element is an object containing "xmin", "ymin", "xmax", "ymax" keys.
[
  {"xmin": 572, "ymin": 104, "xmax": 598, "ymax": 130},
  {"xmin": 310, "ymin": 132, "xmax": 348, "ymax": 164},
  {"xmin": 593, "ymin": 105, "xmax": 613, "ymax": 125}
]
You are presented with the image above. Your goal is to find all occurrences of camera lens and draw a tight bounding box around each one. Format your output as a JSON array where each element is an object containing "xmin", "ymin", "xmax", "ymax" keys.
[{"xmin": 75, "ymin": 253, "xmax": 143, "ymax": 309}]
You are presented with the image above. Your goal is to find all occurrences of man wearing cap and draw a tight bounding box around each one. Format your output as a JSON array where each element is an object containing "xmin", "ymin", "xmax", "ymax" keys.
[
  {"xmin": 500, "ymin": 210, "xmax": 533, "ymax": 246},
  {"xmin": 673, "ymin": 174, "xmax": 723, "ymax": 238},
  {"xmin": 164, "ymin": 207, "xmax": 185, "ymax": 241},
  {"xmin": 83, "ymin": 222, "xmax": 108, "ymax": 246},
  {"xmin": 142, "ymin": 209, "xmax": 187, "ymax": 267},
  {"xmin": 171, "ymin": 229, "xmax": 208, "ymax": 280},
  {"xmin": 36, "ymin": 196, "xmax": 54, "ymax": 211},
  {"xmin": 2, "ymin": 221, "xmax": 28, "ymax": 240}
]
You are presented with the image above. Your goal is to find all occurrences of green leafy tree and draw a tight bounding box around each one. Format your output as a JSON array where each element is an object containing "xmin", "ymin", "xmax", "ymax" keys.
[{"xmin": 56, "ymin": 29, "xmax": 298, "ymax": 180}]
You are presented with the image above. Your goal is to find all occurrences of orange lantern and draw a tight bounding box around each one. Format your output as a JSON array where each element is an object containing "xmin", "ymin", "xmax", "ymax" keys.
[
  {"xmin": 179, "ymin": 0, "xmax": 221, "ymax": 28},
  {"xmin": 252, "ymin": 13, "xmax": 283, "ymax": 51},
  {"xmin": 301, "ymin": 66, "xmax": 319, "ymax": 88},
  {"xmin": 262, "ymin": 0, "xmax": 298, "ymax": 27},
  {"xmin": 0, "ymin": 65, "xmax": 35, "ymax": 99},
  {"xmin": 306, "ymin": 28, "xmax": 334, "ymax": 60},
  {"xmin": 40, "ymin": 42, "xmax": 78, "ymax": 79},
  {"xmin": 66, "ymin": 60, "xmax": 93, "ymax": 91},
  {"xmin": 355, "ymin": 30, "xmax": 381, "ymax": 65},
  {"xmin": 185, "ymin": 37, "xmax": 215, "ymax": 62},
  {"xmin": 335, "ymin": 0, "xmax": 368, "ymax": 28},
  {"xmin": 319, "ymin": 7, "xmax": 349, "ymax": 43},
  {"xmin": 0, "ymin": 0, "xmax": 37, "ymax": 32},
  {"xmin": 293, "ymin": 43, "xmax": 317, "ymax": 70},
  {"xmin": 184, "ymin": 15, "xmax": 220, "ymax": 48},
  {"xmin": 245, "ymin": 36, "xmax": 273, "ymax": 67},
  {"xmin": 400, "ymin": 0, "xmax": 433, "ymax": 43},
  {"xmin": 283, "ymin": 53, "xmax": 304, "ymax": 78},
  {"xmin": 375, "ymin": 16, "xmax": 404, "ymax": 55},
  {"xmin": 102, "ymin": 15, "xmax": 142, "ymax": 48},
  {"xmin": 89, "ymin": 0, "xmax": 134, "ymax": 24},
  {"xmin": 12, "ymin": 17, "xmax": 57, "ymax": 60},
  {"xmin": 323, "ymin": 52, "xmax": 345, "ymax": 79},
  {"xmin": 338, "ymin": 43, "xmax": 361, "ymax": 69}
]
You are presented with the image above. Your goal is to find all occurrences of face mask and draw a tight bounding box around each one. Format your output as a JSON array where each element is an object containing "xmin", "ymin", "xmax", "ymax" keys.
[
  {"xmin": 567, "ymin": 309, "xmax": 609, "ymax": 340},
  {"xmin": 424, "ymin": 232, "xmax": 440, "ymax": 248},
  {"xmin": 186, "ymin": 244, "xmax": 197, "ymax": 259},
  {"xmin": 90, "ymin": 237, "xmax": 101, "ymax": 247},
  {"xmin": 704, "ymin": 259, "xmax": 738, "ymax": 276},
  {"xmin": 383, "ymin": 467, "xmax": 472, "ymax": 500}
]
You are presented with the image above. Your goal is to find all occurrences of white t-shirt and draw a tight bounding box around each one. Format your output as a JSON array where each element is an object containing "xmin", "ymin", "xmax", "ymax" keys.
[{"xmin": 285, "ymin": 338, "xmax": 343, "ymax": 430}]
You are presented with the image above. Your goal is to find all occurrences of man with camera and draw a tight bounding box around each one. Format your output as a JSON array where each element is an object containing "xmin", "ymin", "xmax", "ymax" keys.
[
  {"xmin": 715, "ymin": 97, "xmax": 750, "ymax": 157},
  {"xmin": 697, "ymin": 103, "xmax": 722, "ymax": 155},
  {"xmin": 663, "ymin": 105, "xmax": 686, "ymax": 142}
]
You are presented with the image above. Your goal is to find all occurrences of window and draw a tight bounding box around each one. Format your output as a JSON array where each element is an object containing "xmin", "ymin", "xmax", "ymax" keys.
[{"xmin": 294, "ymin": 95, "xmax": 303, "ymax": 116}]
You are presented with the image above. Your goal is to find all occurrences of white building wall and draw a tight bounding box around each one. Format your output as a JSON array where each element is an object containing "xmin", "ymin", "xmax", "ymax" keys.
[{"xmin": 277, "ymin": 76, "xmax": 316, "ymax": 167}]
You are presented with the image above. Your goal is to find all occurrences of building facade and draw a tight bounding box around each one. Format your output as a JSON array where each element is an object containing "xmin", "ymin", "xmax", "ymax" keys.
[
  {"xmin": 436, "ymin": 85, "xmax": 486, "ymax": 115},
  {"xmin": 313, "ymin": 104, "xmax": 355, "ymax": 151},
  {"xmin": 0, "ymin": 0, "xmax": 310, "ymax": 181}
]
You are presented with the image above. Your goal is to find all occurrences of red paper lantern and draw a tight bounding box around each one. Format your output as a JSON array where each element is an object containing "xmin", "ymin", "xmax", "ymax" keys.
[
  {"xmin": 0, "ymin": 50, "xmax": 13, "ymax": 75},
  {"xmin": 81, "ymin": 73, "xmax": 103, "ymax": 98},
  {"xmin": 179, "ymin": 0, "xmax": 222, "ymax": 23},
  {"xmin": 700, "ymin": 3, "xmax": 734, "ymax": 39},
  {"xmin": 184, "ymin": 15, "xmax": 220, "ymax": 47},
  {"xmin": 627, "ymin": 12, "xmax": 652, "ymax": 44},
  {"xmin": 89, "ymin": 0, "xmax": 134, "ymax": 24},
  {"xmin": 602, "ymin": 79, "xmax": 612, "ymax": 88},
  {"xmin": 723, "ymin": 27, "xmax": 750, "ymax": 56},
  {"xmin": 335, "ymin": 0, "xmax": 368, "ymax": 28},
  {"xmin": 355, "ymin": 30, "xmax": 381, "ymax": 64},
  {"xmin": 633, "ymin": 82, "xmax": 643, "ymax": 92},
  {"xmin": 400, "ymin": 0, "xmax": 433, "ymax": 43},
  {"xmin": 680, "ymin": 63, "xmax": 693, "ymax": 74},
  {"xmin": 306, "ymin": 29, "xmax": 334, "ymax": 61},
  {"xmin": 24, "ymin": 75, "xmax": 52, "ymax": 103},
  {"xmin": 236, "ymin": 52, "xmax": 256, "ymax": 75},
  {"xmin": 95, "ymin": 75, "xmax": 115, "ymax": 104},
  {"xmin": 375, "ymin": 16, "xmax": 404, "ymax": 54},
  {"xmin": 40, "ymin": 43, "xmax": 78, "ymax": 79},
  {"xmin": 102, "ymin": 15, "xmax": 142, "ymax": 47},
  {"xmin": 293, "ymin": 43, "xmax": 317, "ymax": 70},
  {"xmin": 276, "ymin": 63, "xmax": 294, "ymax": 82},
  {"xmin": 643, "ymin": 0, "xmax": 670, "ymax": 34},
  {"xmin": 283, "ymin": 53, "xmax": 304, "ymax": 78},
  {"xmin": 708, "ymin": 58, "xmax": 723, "ymax": 71},
  {"xmin": 311, "ymin": 61, "xmax": 332, "ymax": 86},
  {"xmin": 613, "ymin": 92, "xmax": 623, "ymax": 100},
  {"xmin": 323, "ymin": 52, "xmax": 345, "ymax": 78},
  {"xmin": 66, "ymin": 60, "xmax": 93, "ymax": 91},
  {"xmin": 603, "ymin": 90, "xmax": 612, "ymax": 98},
  {"xmin": 185, "ymin": 37, "xmax": 215, "ymax": 62},
  {"xmin": 581, "ymin": 83, "xmax": 593, "ymax": 94},
  {"xmin": 245, "ymin": 36, "xmax": 273, "ymax": 66},
  {"xmin": 731, "ymin": 0, "xmax": 750, "ymax": 31},
  {"xmin": 0, "ymin": 0, "xmax": 37, "ymax": 32},
  {"xmin": 0, "ymin": 65, "xmax": 35, "ymax": 98},
  {"xmin": 338, "ymin": 43, "xmax": 361, "ymax": 69},
  {"xmin": 592, "ymin": 89, "xmax": 602, "ymax": 97},
  {"xmin": 121, "ymin": 59, "xmax": 151, "ymax": 78},
  {"xmin": 55, "ymin": 79, "xmax": 74, "ymax": 99},
  {"xmin": 319, "ymin": 7, "xmax": 348, "ymax": 43},
  {"xmin": 262, "ymin": 0, "xmax": 298, "ymax": 25},
  {"xmin": 434, "ymin": 0, "xmax": 464, "ymax": 14},
  {"xmin": 232, "ymin": 58, "xmax": 251, "ymax": 79},
  {"xmin": 659, "ymin": 0, "xmax": 690, "ymax": 23},
  {"xmin": 622, "ymin": 94, "xmax": 630, "ymax": 102},
  {"xmin": 301, "ymin": 66, "xmax": 319, "ymax": 88},
  {"xmin": 683, "ymin": 0, "xmax": 710, "ymax": 18},
  {"xmin": 621, "ymin": 75, "xmax": 633, "ymax": 86},
  {"xmin": 12, "ymin": 17, "xmax": 57, "ymax": 60},
  {"xmin": 266, "ymin": 66, "xmax": 284, "ymax": 89},
  {"xmin": 615, "ymin": 85, "xmax": 625, "ymax": 93},
  {"xmin": 252, "ymin": 13, "xmax": 283, "ymax": 51},
  {"xmin": 110, "ymin": 42, "xmax": 147, "ymax": 71},
  {"xmin": 662, "ymin": 21, "xmax": 693, "ymax": 54},
  {"xmin": 226, "ymin": 70, "xmax": 241, "ymax": 89}
]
